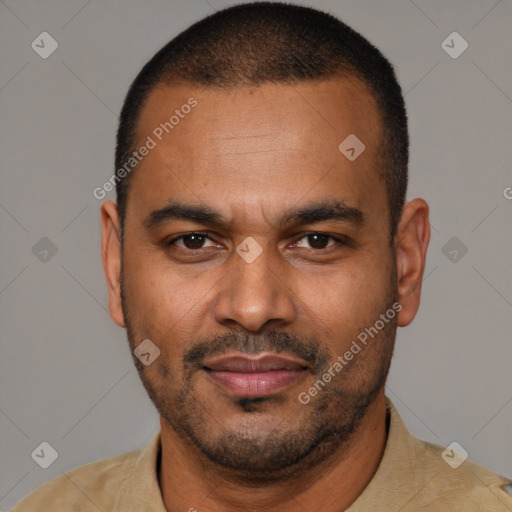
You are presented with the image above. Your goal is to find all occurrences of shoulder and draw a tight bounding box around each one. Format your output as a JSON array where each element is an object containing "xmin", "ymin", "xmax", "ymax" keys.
[
  {"xmin": 11, "ymin": 448, "xmax": 142, "ymax": 512},
  {"xmin": 362, "ymin": 399, "xmax": 512, "ymax": 512},
  {"xmin": 410, "ymin": 437, "xmax": 512, "ymax": 511}
]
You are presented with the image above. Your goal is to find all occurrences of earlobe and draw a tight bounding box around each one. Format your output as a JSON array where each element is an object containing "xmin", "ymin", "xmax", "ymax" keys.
[
  {"xmin": 394, "ymin": 198, "xmax": 430, "ymax": 327},
  {"xmin": 100, "ymin": 201, "xmax": 125, "ymax": 328}
]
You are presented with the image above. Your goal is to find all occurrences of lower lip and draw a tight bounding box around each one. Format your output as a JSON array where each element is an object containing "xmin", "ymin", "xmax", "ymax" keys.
[{"xmin": 204, "ymin": 369, "xmax": 306, "ymax": 397}]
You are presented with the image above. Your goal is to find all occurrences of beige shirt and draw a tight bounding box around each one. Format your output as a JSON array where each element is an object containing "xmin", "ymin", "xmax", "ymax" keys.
[{"xmin": 12, "ymin": 399, "xmax": 512, "ymax": 511}]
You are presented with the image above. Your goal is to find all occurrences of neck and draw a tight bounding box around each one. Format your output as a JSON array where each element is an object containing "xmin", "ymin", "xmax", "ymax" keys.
[{"xmin": 159, "ymin": 392, "xmax": 388, "ymax": 512}]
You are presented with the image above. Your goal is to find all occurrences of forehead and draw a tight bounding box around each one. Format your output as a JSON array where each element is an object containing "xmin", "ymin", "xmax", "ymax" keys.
[{"xmin": 128, "ymin": 78, "xmax": 386, "ymax": 230}]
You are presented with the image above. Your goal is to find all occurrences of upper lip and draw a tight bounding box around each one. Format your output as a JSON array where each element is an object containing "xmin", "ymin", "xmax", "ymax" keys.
[{"xmin": 203, "ymin": 353, "xmax": 308, "ymax": 372}]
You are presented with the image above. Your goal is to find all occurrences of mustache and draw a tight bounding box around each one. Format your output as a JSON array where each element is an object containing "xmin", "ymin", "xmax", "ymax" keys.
[{"xmin": 183, "ymin": 330, "xmax": 330, "ymax": 374}]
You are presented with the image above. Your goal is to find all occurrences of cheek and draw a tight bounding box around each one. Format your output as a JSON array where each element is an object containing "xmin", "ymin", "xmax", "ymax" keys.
[
  {"xmin": 297, "ymin": 255, "xmax": 394, "ymax": 337},
  {"xmin": 124, "ymin": 256, "xmax": 214, "ymax": 355},
  {"xmin": 124, "ymin": 244, "xmax": 174, "ymax": 308}
]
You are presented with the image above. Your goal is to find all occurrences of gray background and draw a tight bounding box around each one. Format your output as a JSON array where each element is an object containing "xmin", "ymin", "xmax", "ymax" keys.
[{"xmin": 1, "ymin": 0, "xmax": 511, "ymax": 509}]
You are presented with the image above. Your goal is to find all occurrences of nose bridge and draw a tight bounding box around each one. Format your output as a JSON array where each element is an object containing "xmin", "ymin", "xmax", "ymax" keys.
[{"xmin": 213, "ymin": 238, "xmax": 296, "ymax": 331}]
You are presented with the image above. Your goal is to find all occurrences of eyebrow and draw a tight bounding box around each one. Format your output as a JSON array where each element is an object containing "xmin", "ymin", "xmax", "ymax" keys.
[{"xmin": 144, "ymin": 199, "xmax": 364, "ymax": 231}]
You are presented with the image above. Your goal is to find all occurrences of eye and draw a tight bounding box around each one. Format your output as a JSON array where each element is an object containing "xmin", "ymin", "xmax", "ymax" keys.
[
  {"xmin": 294, "ymin": 232, "xmax": 344, "ymax": 250},
  {"xmin": 168, "ymin": 232, "xmax": 218, "ymax": 250},
  {"xmin": 165, "ymin": 231, "xmax": 348, "ymax": 255}
]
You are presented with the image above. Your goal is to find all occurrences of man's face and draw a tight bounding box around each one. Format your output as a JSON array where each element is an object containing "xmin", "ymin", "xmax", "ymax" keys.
[{"xmin": 118, "ymin": 79, "xmax": 398, "ymax": 477}]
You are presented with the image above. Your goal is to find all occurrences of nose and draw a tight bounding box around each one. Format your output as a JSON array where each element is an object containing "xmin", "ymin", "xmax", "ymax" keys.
[{"xmin": 213, "ymin": 241, "xmax": 297, "ymax": 332}]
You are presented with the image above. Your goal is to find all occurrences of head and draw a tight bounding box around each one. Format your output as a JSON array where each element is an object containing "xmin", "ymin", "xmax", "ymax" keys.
[{"xmin": 101, "ymin": 2, "xmax": 429, "ymax": 480}]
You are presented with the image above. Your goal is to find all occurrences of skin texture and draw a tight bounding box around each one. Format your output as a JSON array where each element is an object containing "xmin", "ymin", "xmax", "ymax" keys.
[{"xmin": 101, "ymin": 78, "xmax": 430, "ymax": 511}]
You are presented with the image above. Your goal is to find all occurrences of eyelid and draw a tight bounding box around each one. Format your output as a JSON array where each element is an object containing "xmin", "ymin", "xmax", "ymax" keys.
[
  {"xmin": 166, "ymin": 231, "xmax": 350, "ymax": 251},
  {"xmin": 166, "ymin": 231, "xmax": 217, "ymax": 248},
  {"xmin": 293, "ymin": 231, "xmax": 348, "ymax": 249}
]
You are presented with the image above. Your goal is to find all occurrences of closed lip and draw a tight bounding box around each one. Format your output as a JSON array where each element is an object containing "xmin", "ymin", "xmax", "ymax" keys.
[
  {"xmin": 203, "ymin": 353, "xmax": 309, "ymax": 372},
  {"xmin": 202, "ymin": 352, "xmax": 309, "ymax": 397}
]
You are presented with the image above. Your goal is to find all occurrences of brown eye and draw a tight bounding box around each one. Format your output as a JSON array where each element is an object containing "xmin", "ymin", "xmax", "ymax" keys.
[
  {"xmin": 295, "ymin": 233, "xmax": 338, "ymax": 250},
  {"xmin": 182, "ymin": 234, "xmax": 207, "ymax": 249},
  {"xmin": 168, "ymin": 232, "xmax": 217, "ymax": 250}
]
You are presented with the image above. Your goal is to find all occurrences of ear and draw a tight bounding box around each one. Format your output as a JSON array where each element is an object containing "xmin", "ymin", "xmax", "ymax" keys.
[
  {"xmin": 100, "ymin": 201, "xmax": 125, "ymax": 327},
  {"xmin": 394, "ymin": 198, "xmax": 430, "ymax": 327}
]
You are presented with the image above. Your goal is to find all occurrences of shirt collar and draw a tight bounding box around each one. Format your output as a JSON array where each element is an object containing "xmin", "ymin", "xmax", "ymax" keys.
[{"xmin": 113, "ymin": 429, "xmax": 166, "ymax": 512}]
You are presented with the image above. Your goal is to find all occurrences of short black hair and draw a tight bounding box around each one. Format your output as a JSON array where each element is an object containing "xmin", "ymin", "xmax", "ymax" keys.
[{"xmin": 115, "ymin": 1, "xmax": 408, "ymax": 239}]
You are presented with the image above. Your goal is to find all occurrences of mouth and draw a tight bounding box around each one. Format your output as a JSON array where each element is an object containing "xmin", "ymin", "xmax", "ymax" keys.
[{"xmin": 202, "ymin": 352, "xmax": 309, "ymax": 397}]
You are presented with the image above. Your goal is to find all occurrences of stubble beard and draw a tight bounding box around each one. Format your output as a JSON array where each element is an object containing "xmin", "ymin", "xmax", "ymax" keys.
[{"xmin": 120, "ymin": 269, "xmax": 397, "ymax": 482}]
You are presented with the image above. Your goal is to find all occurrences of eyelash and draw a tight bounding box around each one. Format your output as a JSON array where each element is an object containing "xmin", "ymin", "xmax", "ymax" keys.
[{"xmin": 165, "ymin": 231, "xmax": 349, "ymax": 252}]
